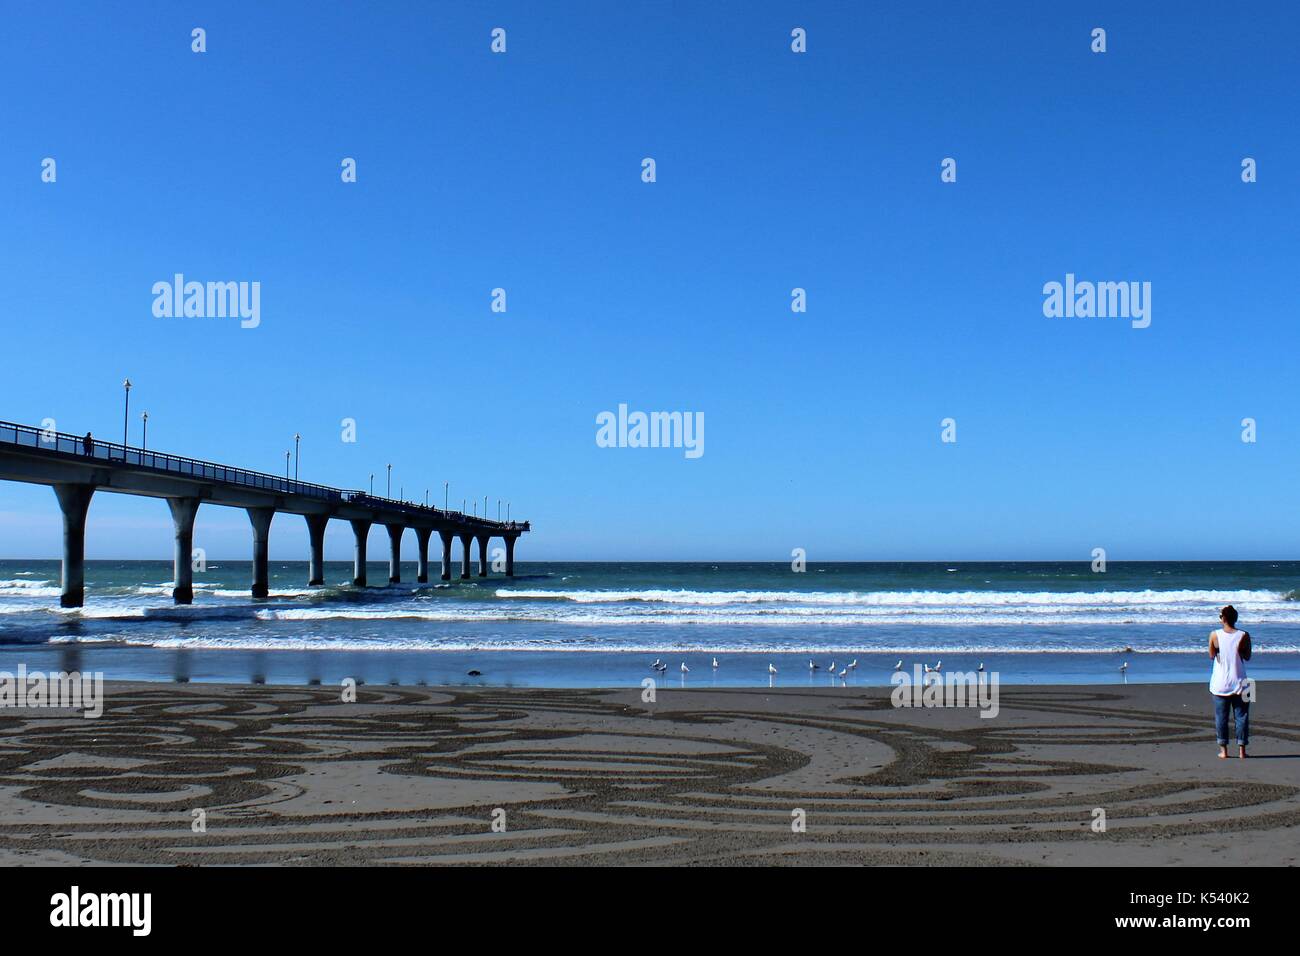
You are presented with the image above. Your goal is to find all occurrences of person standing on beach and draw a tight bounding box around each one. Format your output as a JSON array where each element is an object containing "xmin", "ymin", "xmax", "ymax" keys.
[{"xmin": 1209, "ymin": 604, "xmax": 1251, "ymax": 759}]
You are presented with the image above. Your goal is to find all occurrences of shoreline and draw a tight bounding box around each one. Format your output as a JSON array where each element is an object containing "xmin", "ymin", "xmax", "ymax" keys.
[
  {"xmin": 6, "ymin": 643, "xmax": 1300, "ymax": 688},
  {"xmin": 1, "ymin": 680, "xmax": 1297, "ymax": 866}
]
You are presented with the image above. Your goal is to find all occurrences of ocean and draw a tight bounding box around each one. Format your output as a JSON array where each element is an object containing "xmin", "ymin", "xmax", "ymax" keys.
[{"xmin": 1, "ymin": 559, "xmax": 1298, "ymax": 687}]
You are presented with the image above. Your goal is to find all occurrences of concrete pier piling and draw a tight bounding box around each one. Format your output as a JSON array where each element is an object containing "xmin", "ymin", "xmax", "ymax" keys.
[
  {"xmin": 350, "ymin": 519, "xmax": 372, "ymax": 588},
  {"xmin": 439, "ymin": 531, "xmax": 454, "ymax": 582},
  {"xmin": 53, "ymin": 483, "xmax": 94, "ymax": 608},
  {"xmin": 305, "ymin": 514, "xmax": 329, "ymax": 586},
  {"xmin": 415, "ymin": 527, "xmax": 432, "ymax": 584},
  {"xmin": 385, "ymin": 524, "xmax": 404, "ymax": 584},
  {"xmin": 246, "ymin": 507, "xmax": 274, "ymax": 599},
  {"xmin": 168, "ymin": 497, "xmax": 201, "ymax": 604},
  {"xmin": 459, "ymin": 533, "xmax": 473, "ymax": 580}
]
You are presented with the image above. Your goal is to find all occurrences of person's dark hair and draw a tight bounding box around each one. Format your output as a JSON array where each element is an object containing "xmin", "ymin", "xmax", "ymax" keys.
[{"xmin": 1220, "ymin": 605, "xmax": 1238, "ymax": 626}]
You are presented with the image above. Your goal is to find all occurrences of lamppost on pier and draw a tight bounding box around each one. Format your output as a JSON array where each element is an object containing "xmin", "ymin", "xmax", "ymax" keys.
[
  {"xmin": 497, "ymin": 499, "xmax": 501, "ymax": 521},
  {"xmin": 294, "ymin": 433, "xmax": 301, "ymax": 480},
  {"xmin": 285, "ymin": 451, "xmax": 291, "ymax": 479},
  {"xmin": 444, "ymin": 482, "xmax": 449, "ymax": 512},
  {"xmin": 141, "ymin": 412, "xmax": 149, "ymax": 452},
  {"xmin": 369, "ymin": 473, "xmax": 374, "ymax": 495},
  {"xmin": 386, "ymin": 464, "xmax": 392, "ymax": 498},
  {"xmin": 122, "ymin": 379, "xmax": 132, "ymax": 452}
]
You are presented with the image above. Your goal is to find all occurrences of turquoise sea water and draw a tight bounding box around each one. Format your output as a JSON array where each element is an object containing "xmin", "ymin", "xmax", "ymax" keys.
[{"xmin": 2, "ymin": 560, "xmax": 1298, "ymax": 686}]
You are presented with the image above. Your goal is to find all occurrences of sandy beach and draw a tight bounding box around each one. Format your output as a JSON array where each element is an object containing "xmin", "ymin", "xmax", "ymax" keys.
[{"xmin": 0, "ymin": 680, "xmax": 1297, "ymax": 866}]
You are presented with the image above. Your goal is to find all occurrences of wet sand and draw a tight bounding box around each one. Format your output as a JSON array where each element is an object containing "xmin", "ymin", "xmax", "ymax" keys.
[{"xmin": 0, "ymin": 681, "xmax": 1297, "ymax": 866}]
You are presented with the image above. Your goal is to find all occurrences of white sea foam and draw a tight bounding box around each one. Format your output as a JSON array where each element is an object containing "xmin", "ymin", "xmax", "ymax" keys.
[
  {"xmin": 0, "ymin": 578, "xmax": 60, "ymax": 597},
  {"xmin": 57, "ymin": 606, "xmax": 151, "ymax": 619},
  {"xmin": 0, "ymin": 587, "xmax": 62, "ymax": 598},
  {"xmin": 252, "ymin": 605, "xmax": 1300, "ymax": 627},
  {"xmin": 0, "ymin": 604, "xmax": 45, "ymax": 615},
  {"xmin": 494, "ymin": 587, "xmax": 1286, "ymax": 607},
  {"xmin": 72, "ymin": 634, "xmax": 1300, "ymax": 654},
  {"xmin": 11, "ymin": 583, "xmax": 1300, "ymax": 628},
  {"xmin": 125, "ymin": 585, "xmax": 322, "ymax": 599}
]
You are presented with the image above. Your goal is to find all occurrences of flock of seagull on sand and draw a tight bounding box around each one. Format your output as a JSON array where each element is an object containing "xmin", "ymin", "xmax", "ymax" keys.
[
  {"xmin": 650, "ymin": 658, "xmax": 1131, "ymax": 678},
  {"xmin": 649, "ymin": 658, "xmax": 993, "ymax": 678}
]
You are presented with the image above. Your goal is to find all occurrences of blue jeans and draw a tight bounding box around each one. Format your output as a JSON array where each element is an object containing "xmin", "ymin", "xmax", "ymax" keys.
[{"xmin": 1213, "ymin": 693, "xmax": 1249, "ymax": 747}]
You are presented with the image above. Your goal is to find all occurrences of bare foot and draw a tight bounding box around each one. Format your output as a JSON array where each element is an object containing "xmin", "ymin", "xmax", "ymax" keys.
[
  {"xmin": 1239, "ymin": 747, "xmax": 1248, "ymax": 759},
  {"xmin": 1218, "ymin": 747, "xmax": 1227, "ymax": 759}
]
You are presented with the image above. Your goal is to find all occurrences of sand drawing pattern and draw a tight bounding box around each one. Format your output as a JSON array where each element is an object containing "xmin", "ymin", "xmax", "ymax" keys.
[{"xmin": 0, "ymin": 684, "xmax": 1297, "ymax": 865}]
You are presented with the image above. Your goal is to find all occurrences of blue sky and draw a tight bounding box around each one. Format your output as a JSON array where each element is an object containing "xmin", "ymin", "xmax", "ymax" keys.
[{"xmin": 1, "ymin": 1, "xmax": 1297, "ymax": 561}]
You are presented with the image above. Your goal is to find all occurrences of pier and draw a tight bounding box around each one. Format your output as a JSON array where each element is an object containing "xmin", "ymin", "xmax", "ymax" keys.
[{"xmin": 0, "ymin": 421, "xmax": 529, "ymax": 607}]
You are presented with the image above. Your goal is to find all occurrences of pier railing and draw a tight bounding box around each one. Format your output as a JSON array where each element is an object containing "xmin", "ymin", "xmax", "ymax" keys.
[{"xmin": 0, "ymin": 420, "xmax": 524, "ymax": 530}]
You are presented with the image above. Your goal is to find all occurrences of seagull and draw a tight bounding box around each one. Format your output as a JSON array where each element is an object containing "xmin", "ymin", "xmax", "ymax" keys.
[
  {"xmin": 651, "ymin": 658, "xmax": 662, "ymax": 670},
  {"xmin": 894, "ymin": 659, "xmax": 903, "ymax": 671},
  {"xmin": 828, "ymin": 661, "xmax": 837, "ymax": 674},
  {"xmin": 809, "ymin": 659, "xmax": 820, "ymax": 671},
  {"xmin": 847, "ymin": 659, "xmax": 858, "ymax": 671},
  {"xmin": 934, "ymin": 660, "xmax": 942, "ymax": 671},
  {"xmin": 977, "ymin": 662, "xmax": 985, "ymax": 673},
  {"xmin": 1120, "ymin": 662, "xmax": 1128, "ymax": 673},
  {"xmin": 769, "ymin": 663, "xmax": 778, "ymax": 675},
  {"xmin": 712, "ymin": 657, "xmax": 719, "ymax": 669},
  {"xmin": 837, "ymin": 667, "xmax": 848, "ymax": 678},
  {"xmin": 655, "ymin": 662, "xmax": 667, "ymax": 674},
  {"xmin": 924, "ymin": 664, "xmax": 932, "ymax": 673},
  {"xmin": 680, "ymin": 662, "xmax": 690, "ymax": 674}
]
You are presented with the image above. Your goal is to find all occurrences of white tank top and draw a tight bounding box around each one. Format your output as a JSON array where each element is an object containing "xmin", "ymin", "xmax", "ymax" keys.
[{"xmin": 1209, "ymin": 628, "xmax": 1248, "ymax": 696}]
